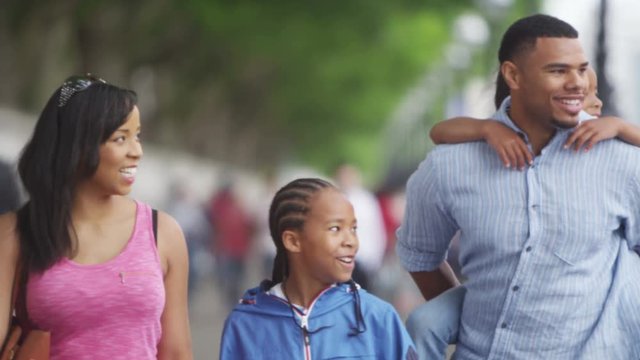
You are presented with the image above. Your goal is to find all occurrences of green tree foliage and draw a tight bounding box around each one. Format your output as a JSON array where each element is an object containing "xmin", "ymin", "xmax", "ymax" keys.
[
  {"xmin": 4, "ymin": 0, "xmax": 531, "ymax": 180},
  {"xmin": 172, "ymin": 0, "xmax": 474, "ymax": 177}
]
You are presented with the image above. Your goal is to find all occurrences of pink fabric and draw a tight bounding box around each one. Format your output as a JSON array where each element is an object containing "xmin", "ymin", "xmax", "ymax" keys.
[{"xmin": 26, "ymin": 201, "xmax": 165, "ymax": 360}]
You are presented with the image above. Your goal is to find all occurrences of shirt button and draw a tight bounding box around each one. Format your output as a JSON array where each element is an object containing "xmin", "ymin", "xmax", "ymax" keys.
[
  {"xmin": 525, "ymin": 246, "xmax": 532, "ymax": 252},
  {"xmin": 512, "ymin": 285, "xmax": 520, "ymax": 292},
  {"xmin": 501, "ymin": 322, "xmax": 508, "ymax": 329}
]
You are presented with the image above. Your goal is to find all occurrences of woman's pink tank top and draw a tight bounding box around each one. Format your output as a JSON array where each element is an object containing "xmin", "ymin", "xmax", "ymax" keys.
[{"xmin": 26, "ymin": 201, "xmax": 165, "ymax": 360}]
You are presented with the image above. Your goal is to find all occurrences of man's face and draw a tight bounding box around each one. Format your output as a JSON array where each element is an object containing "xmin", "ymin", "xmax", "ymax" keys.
[{"xmin": 513, "ymin": 37, "xmax": 589, "ymax": 129}]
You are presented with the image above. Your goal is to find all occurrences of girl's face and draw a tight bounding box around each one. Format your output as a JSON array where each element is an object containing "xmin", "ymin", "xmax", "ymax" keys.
[
  {"xmin": 584, "ymin": 68, "xmax": 603, "ymax": 117},
  {"xmin": 584, "ymin": 91, "xmax": 602, "ymax": 117},
  {"xmin": 86, "ymin": 106, "xmax": 142, "ymax": 196},
  {"xmin": 583, "ymin": 79, "xmax": 602, "ymax": 117},
  {"xmin": 296, "ymin": 188, "xmax": 359, "ymax": 286}
]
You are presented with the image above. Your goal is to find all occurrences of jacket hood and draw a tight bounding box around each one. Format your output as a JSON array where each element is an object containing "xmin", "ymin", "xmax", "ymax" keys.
[{"xmin": 232, "ymin": 280, "xmax": 358, "ymax": 318}]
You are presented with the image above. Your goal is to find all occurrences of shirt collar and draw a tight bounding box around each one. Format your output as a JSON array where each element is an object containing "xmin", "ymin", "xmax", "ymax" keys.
[
  {"xmin": 493, "ymin": 96, "xmax": 530, "ymax": 143},
  {"xmin": 493, "ymin": 96, "xmax": 591, "ymax": 146}
]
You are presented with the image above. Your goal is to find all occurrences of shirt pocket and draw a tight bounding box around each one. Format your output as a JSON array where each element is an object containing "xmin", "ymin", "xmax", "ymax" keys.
[
  {"xmin": 550, "ymin": 237, "xmax": 603, "ymax": 266},
  {"xmin": 548, "ymin": 216, "xmax": 611, "ymax": 266}
]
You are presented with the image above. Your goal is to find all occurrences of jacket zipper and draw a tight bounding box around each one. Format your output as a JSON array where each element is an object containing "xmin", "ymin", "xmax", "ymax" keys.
[
  {"xmin": 271, "ymin": 284, "xmax": 336, "ymax": 360},
  {"xmin": 301, "ymin": 315, "xmax": 311, "ymax": 360},
  {"xmin": 297, "ymin": 286, "xmax": 334, "ymax": 360}
]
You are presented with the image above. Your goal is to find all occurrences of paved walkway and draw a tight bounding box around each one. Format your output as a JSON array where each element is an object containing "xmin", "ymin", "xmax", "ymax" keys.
[{"xmin": 189, "ymin": 275, "xmax": 227, "ymax": 359}]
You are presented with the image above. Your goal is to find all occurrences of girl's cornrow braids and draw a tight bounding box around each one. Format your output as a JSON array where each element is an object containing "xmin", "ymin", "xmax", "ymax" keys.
[{"xmin": 268, "ymin": 178, "xmax": 334, "ymax": 284}]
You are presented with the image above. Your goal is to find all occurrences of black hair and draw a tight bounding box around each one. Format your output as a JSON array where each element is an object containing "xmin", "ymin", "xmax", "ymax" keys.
[
  {"xmin": 16, "ymin": 78, "xmax": 137, "ymax": 272},
  {"xmin": 494, "ymin": 14, "xmax": 579, "ymax": 108},
  {"xmin": 268, "ymin": 177, "xmax": 335, "ymax": 284}
]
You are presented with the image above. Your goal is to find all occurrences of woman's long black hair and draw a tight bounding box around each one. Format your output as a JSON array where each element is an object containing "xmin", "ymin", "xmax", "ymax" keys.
[{"xmin": 16, "ymin": 78, "xmax": 137, "ymax": 272}]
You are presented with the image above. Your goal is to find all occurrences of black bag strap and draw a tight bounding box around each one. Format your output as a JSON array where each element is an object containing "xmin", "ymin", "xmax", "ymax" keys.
[
  {"xmin": 10, "ymin": 259, "xmax": 22, "ymax": 316},
  {"xmin": 152, "ymin": 208, "xmax": 158, "ymax": 245},
  {"xmin": 11, "ymin": 255, "xmax": 29, "ymax": 328}
]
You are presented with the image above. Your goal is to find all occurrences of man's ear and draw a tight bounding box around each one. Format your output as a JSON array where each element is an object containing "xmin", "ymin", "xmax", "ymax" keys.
[
  {"xmin": 282, "ymin": 230, "xmax": 302, "ymax": 253},
  {"xmin": 501, "ymin": 61, "xmax": 520, "ymax": 91}
]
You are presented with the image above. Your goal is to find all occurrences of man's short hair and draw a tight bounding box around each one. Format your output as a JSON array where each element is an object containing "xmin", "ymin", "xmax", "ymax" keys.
[{"xmin": 499, "ymin": 13, "xmax": 578, "ymax": 63}]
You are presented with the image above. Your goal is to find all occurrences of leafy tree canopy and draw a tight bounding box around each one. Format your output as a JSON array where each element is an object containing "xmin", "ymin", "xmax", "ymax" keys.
[{"xmin": 3, "ymin": 0, "xmax": 530, "ymax": 182}]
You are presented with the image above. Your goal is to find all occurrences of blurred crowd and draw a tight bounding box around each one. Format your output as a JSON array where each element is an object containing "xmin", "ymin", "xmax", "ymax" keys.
[
  {"xmin": 159, "ymin": 162, "xmax": 460, "ymax": 318},
  {"xmin": 0, "ymin": 156, "xmax": 459, "ymax": 319}
]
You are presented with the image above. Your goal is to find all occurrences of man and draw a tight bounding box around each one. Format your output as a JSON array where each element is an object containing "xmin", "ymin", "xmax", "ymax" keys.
[{"xmin": 397, "ymin": 14, "xmax": 640, "ymax": 359}]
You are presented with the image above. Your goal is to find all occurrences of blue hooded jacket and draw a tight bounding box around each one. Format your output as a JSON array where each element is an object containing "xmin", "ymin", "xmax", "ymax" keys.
[{"xmin": 220, "ymin": 281, "xmax": 417, "ymax": 359}]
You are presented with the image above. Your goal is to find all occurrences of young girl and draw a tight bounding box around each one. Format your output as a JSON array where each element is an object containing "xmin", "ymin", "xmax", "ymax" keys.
[
  {"xmin": 220, "ymin": 178, "xmax": 416, "ymax": 359},
  {"xmin": 407, "ymin": 67, "xmax": 640, "ymax": 359},
  {"xmin": 0, "ymin": 74, "xmax": 192, "ymax": 359}
]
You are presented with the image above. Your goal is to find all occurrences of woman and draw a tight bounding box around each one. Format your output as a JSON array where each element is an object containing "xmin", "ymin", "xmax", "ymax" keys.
[{"xmin": 0, "ymin": 74, "xmax": 192, "ymax": 359}]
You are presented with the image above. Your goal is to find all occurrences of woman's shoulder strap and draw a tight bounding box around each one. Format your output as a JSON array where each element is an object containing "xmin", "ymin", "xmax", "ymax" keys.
[{"xmin": 152, "ymin": 208, "xmax": 158, "ymax": 245}]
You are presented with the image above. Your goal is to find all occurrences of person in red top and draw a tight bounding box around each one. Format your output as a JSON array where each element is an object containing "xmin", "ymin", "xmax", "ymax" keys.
[{"xmin": 208, "ymin": 183, "xmax": 254, "ymax": 307}]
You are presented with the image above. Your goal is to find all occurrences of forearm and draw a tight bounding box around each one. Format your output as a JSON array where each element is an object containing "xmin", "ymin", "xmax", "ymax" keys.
[
  {"xmin": 410, "ymin": 261, "xmax": 460, "ymax": 301},
  {"xmin": 616, "ymin": 120, "xmax": 640, "ymax": 147},
  {"xmin": 430, "ymin": 117, "xmax": 487, "ymax": 144}
]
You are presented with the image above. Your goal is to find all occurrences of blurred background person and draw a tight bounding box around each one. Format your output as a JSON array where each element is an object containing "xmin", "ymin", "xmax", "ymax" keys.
[
  {"xmin": 166, "ymin": 179, "xmax": 212, "ymax": 300},
  {"xmin": 334, "ymin": 162, "xmax": 386, "ymax": 293},
  {"xmin": 207, "ymin": 179, "xmax": 255, "ymax": 309},
  {"xmin": 250, "ymin": 171, "xmax": 280, "ymax": 280}
]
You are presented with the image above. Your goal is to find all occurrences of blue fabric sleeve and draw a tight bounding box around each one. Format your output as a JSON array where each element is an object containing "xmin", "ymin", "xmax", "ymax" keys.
[{"xmin": 396, "ymin": 150, "xmax": 458, "ymax": 272}]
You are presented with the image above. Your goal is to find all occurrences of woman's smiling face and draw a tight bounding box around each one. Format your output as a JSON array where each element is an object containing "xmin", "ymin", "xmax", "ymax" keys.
[{"xmin": 87, "ymin": 106, "xmax": 143, "ymax": 196}]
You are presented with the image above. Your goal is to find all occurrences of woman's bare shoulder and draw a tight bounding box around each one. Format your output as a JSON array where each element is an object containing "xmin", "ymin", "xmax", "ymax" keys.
[
  {"xmin": 155, "ymin": 210, "xmax": 187, "ymax": 272},
  {"xmin": 0, "ymin": 212, "xmax": 18, "ymax": 238},
  {"xmin": 156, "ymin": 211, "xmax": 184, "ymax": 241},
  {"xmin": 0, "ymin": 212, "xmax": 19, "ymax": 262}
]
